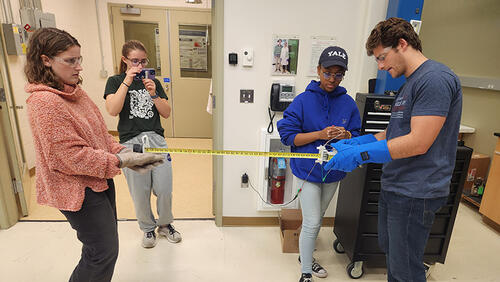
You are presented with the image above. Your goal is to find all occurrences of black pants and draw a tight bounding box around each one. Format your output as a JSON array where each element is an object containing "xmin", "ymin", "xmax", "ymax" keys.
[{"xmin": 60, "ymin": 180, "xmax": 119, "ymax": 282}]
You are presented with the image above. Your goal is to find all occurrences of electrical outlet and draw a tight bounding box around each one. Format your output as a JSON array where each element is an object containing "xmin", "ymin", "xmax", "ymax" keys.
[
  {"xmin": 241, "ymin": 173, "xmax": 249, "ymax": 188},
  {"xmin": 240, "ymin": 89, "xmax": 254, "ymax": 103}
]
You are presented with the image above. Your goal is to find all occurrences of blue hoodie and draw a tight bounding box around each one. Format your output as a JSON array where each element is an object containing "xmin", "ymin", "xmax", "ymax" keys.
[{"xmin": 277, "ymin": 80, "xmax": 361, "ymax": 183}]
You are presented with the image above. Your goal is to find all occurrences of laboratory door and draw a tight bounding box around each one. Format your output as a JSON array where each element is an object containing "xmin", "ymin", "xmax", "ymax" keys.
[
  {"xmin": 0, "ymin": 94, "xmax": 18, "ymax": 229},
  {"xmin": 0, "ymin": 73, "xmax": 27, "ymax": 228},
  {"xmin": 168, "ymin": 10, "xmax": 212, "ymax": 138},
  {"xmin": 110, "ymin": 6, "xmax": 212, "ymax": 138}
]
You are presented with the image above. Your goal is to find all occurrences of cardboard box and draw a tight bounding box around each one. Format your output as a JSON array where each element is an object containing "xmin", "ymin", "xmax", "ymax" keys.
[
  {"xmin": 464, "ymin": 153, "xmax": 491, "ymax": 193},
  {"xmin": 279, "ymin": 209, "xmax": 302, "ymax": 253}
]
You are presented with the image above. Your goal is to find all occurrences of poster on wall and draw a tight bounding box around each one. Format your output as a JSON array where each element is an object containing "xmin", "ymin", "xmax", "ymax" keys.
[
  {"xmin": 308, "ymin": 36, "xmax": 337, "ymax": 76},
  {"xmin": 179, "ymin": 29, "xmax": 208, "ymax": 71},
  {"xmin": 271, "ymin": 34, "xmax": 300, "ymax": 75}
]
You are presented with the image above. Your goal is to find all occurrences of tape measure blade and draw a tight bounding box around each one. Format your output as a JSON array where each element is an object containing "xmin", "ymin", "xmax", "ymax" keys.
[{"xmin": 144, "ymin": 147, "xmax": 320, "ymax": 159}]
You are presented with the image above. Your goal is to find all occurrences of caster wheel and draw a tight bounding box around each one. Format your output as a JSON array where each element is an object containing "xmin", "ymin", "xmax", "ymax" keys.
[
  {"xmin": 333, "ymin": 239, "xmax": 345, "ymax": 253},
  {"xmin": 346, "ymin": 261, "xmax": 364, "ymax": 279}
]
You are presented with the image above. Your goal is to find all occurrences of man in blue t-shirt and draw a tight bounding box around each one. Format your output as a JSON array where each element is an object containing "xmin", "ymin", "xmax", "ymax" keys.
[{"xmin": 324, "ymin": 17, "xmax": 462, "ymax": 281}]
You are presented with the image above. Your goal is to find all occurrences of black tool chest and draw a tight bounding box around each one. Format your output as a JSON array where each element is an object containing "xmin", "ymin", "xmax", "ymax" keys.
[{"xmin": 333, "ymin": 93, "xmax": 472, "ymax": 279}]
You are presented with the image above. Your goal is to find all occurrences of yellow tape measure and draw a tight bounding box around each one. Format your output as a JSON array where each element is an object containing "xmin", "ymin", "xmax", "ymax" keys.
[{"xmin": 144, "ymin": 147, "xmax": 321, "ymax": 159}]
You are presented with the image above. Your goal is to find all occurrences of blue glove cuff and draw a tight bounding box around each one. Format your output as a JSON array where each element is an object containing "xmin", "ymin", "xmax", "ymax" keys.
[
  {"xmin": 356, "ymin": 134, "xmax": 377, "ymax": 145},
  {"xmin": 358, "ymin": 139, "xmax": 392, "ymax": 164}
]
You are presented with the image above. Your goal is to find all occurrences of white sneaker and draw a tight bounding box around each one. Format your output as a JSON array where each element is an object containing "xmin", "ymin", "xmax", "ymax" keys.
[
  {"xmin": 142, "ymin": 231, "xmax": 157, "ymax": 248},
  {"xmin": 298, "ymin": 256, "xmax": 328, "ymax": 278},
  {"xmin": 158, "ymin": 224, "xmax": 182, "ymax": 243}
]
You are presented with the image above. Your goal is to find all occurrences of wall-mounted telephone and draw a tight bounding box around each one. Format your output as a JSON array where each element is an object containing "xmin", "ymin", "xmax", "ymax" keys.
[
  {"xmin": 270, "ymin": 83, "xmax": 294, "ymax": 112},
  {"xmin": 268, "ymin": 82, "xmax": 295, "ymax": 133}
]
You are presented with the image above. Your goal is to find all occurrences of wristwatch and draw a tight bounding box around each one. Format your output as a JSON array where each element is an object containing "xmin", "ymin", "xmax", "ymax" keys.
[{"xmin": 150, "ymin": 93, "xmax": 160, "ymax": 99}]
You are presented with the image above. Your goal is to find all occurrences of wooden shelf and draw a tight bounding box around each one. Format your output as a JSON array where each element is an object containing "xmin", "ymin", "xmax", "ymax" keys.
[{"xmin": 461, "ymin": 192, "xmax": 482, "ymax": 208}]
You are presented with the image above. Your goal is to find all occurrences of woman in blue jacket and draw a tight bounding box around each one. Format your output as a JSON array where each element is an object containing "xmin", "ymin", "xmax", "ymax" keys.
[{"xmin": 277, "ymin": 46, "xmax": 361, "ymax": 282}]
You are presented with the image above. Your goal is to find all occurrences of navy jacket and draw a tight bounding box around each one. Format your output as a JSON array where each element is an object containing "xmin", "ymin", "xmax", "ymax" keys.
[{"xmin": 277, "ymin": 80, "xmax": 361, "ymax": 183}]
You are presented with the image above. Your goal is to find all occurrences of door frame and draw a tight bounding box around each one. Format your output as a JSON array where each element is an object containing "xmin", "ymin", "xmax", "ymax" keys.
[
  {"xmin": 0, "ymin": 27, "xmax": 29, "ymax": 228},
  {"xmin": 108, "ymin": 3, "xmax": 221, "ymax": 224},
  {"xmin": 212, "ymin": 0, "xmax": 223, "ymax": 226}
]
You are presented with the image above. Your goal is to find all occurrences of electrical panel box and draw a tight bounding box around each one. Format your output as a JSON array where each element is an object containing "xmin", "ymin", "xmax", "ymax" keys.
[
  {"xmin": 2, "ymin": 24, "xmax": 27, "ymax": 55},
  {"xmin": 20, "ymin": 8, "xmax": 36, "ymax": 30},
  {"xmin": 20, "ymin": 7, "xmax": 56, "ymax": 31},
  {"xmin": 37, "ymin": 12, "xmax": 56, "ymax": 28}
]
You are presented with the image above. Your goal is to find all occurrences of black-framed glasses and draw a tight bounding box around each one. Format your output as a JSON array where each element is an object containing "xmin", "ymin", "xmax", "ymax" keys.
[
  {"xmin": 127, "ymin": 57, "xmax": 149, "ymax": 67},
  {"xmin": 54, "ymin": 56, "xmax": 83, "ymax": 67},
  {"xmin": 322, "ymin": 72, "xmax": 345, "ymax": 81}
]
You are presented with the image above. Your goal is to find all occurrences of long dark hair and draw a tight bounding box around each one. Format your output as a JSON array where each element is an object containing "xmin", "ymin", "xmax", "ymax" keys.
[
  {"xmin": 24, "ymin": 27, "xmax": 81, "ymax": 90},
  {"xmin": 119, "ymin": 40, "xmax": 147, "ymax": 73}
]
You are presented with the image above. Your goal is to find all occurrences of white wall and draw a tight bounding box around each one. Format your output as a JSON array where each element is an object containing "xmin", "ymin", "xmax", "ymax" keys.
[
  {"xmin": 222, "ymin": 0, "xmax": 388, "ymax": 217},
  {"xmin": 5, "ymin": 0, "xmax": 211, "ymax": 168}
]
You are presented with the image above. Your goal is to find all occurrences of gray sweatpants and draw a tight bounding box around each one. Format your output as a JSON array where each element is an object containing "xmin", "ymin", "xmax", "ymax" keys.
[
  {"xmin": 122, "ymin": 132, "xmax": 173, "ymax": 233},
  {"xmin": 297, "ymin": 176, "xmax": 339, "ymax": 274}
]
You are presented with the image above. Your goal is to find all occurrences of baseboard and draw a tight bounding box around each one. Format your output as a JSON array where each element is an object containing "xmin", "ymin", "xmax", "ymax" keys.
[
  {"xmin": 222, "ymin": 216, "xmax": 334, "ymax": 227},
  {"xmin": 109, "ymin": 130, "xmax": 119, "ymax": 136},
  {"xmin": 482, "ymin": 216, "xmax": 500, "ymax": 233},
  {"xmin": 29, "ymin": 167, "xmax": 35, "ymax": 177}
]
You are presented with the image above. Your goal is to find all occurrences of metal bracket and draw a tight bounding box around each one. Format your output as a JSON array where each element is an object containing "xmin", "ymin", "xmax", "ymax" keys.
[
  {"xmin": 12, "ymin": 179, "xmax": 23, "ymax": 194},
  {"xmin": 0, "ymin": 88, "xmax": 6, "ymax": 102},
  {"xmin": 315, "ymin": 145, "xmax": 336, "ymax": 164},
  {"xmin": 141, "ymin": 135, "xmax": 150, "ymax": 153}
]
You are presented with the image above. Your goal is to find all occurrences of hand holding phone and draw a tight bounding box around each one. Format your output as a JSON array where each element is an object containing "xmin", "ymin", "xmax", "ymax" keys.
[{"xmin": 134, "ymin": 68, "xmax": 156, "ymax": 80}]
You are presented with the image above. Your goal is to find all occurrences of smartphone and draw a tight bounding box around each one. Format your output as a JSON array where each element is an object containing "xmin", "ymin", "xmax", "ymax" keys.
[{"xmin": 134, "ymin": 68, "xmax": 156, "ymax": 80}]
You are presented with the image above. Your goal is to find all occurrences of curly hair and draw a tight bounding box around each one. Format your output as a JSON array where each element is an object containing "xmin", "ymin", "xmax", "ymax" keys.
[
  {"xmin": 119, "ymin": 40, "xmax": 147, "ymax": 73},
  {"xmin": 365, "ymin": 17, "xmax": 422, "ymax": 56},
  {"xmin": 24, "ymin": 28, "xmax": 81, "ymax": 90}
]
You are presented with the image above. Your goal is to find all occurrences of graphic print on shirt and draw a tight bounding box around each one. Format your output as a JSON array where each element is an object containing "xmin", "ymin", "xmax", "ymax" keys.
[
  {"xmin": 129, "ymin": 89, "xmax": 154, "ymax": 120},
  {"xmin": 391, "ymin": 94, "xmax": 407, "ymax": 119}
]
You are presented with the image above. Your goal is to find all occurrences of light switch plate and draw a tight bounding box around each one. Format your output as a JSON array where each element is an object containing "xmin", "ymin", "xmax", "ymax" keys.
[{"xmin": 240, "ymin": 89, "xmax": 254, "ymax": 103}]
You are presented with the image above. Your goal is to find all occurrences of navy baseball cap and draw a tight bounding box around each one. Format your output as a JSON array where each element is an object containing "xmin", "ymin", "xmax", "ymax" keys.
[{"xmin": 318, "ymin": 46, "xmax": 348, "ymax": 70}]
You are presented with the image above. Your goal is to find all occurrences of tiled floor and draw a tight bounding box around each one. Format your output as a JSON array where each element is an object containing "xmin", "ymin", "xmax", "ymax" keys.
[
  {"xmin": 22, "ymin": 138, "xmax": 214, "ymax": 221},
  {"xmin": 1, "ymin": 203, "xmax": 499, "ymax": 281}
]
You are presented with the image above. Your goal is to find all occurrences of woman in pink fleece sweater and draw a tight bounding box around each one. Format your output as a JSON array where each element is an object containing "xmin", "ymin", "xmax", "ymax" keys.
[{"xmin": 24, "ymin": 28, "xmax": 163, "ymax": 282}]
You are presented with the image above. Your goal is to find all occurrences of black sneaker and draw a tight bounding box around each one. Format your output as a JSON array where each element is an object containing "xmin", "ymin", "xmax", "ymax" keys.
[
  {"xmin": 298, "ymin": 256, "xmax": 328, "ymax": 278},
  {"xmin": 299, "ymin": 273, "xmax": 313, "ymax": 282}
]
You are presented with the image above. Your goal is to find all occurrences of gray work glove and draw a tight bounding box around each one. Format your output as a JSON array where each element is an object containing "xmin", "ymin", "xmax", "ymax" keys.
[
  {"xmin": 128, "ymin": 161, "xmax": 164, "ymax": 174},
  {"xmin": 119, "ymin": 147, "xmax": 133, "ymax": 153},
  {"xmin": 116, "ymin": 151, "xmax": 165, "ymax": 171}
]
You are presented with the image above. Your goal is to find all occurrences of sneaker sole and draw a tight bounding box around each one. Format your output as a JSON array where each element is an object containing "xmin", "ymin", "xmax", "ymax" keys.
[
  {"xmin": 312, "ymin": 272, "xmax": 327, "ymax": 278},
  {"xmin": 142, "ymin": 242, "xmax": 157, "ymax": 248}
]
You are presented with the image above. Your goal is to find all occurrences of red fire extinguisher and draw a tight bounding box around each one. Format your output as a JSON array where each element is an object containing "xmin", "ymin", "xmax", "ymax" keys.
[{"xmin": 269, "ymin": 157, "xmax": 286, "ymax": 204}]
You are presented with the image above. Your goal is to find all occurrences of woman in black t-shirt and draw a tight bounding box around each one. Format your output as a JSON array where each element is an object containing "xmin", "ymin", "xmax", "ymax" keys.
[{"xmin": 104, "ymin": 40, "xmax": 181, "ymax": 248}]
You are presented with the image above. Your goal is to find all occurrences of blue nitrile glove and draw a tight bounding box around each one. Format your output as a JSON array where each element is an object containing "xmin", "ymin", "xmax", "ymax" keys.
[
  {"xmin": 324, "ymin": 139, "xmax": 392, "ymax": 172},
  {"xmin": 336, "ymin": 134, "xmax": 377, "ymax": 146}
]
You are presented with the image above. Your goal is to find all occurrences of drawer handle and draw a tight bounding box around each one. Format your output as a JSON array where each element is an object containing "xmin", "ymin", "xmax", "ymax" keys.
[
  {"xmin": 366, "ymin": 121, "xmax": 390, "ymax": 124},
  {"xmin": 367, "ymin": 112, "xmax": 391, "ymax": 116},
  {"xmin": 495, "ymin": 151, "xmax": 500, "ymax": 155}
]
